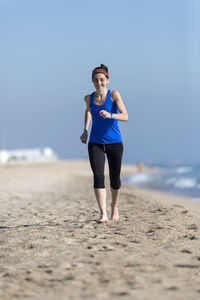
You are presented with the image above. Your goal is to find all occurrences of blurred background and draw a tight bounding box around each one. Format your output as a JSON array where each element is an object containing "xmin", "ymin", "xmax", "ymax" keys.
[{"xmin": 0, "ymin": 0, "xmax": 199, "ymax": 165}]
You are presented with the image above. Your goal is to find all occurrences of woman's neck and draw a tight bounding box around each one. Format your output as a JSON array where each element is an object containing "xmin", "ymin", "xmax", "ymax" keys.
[{"xmin": 95, "ymin": 88, "xmax": 108, "ymax": 98}]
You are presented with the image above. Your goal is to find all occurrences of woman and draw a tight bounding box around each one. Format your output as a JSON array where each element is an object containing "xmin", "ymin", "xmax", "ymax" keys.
[{"xmin": 80, "ymin": 64, "xmax": 128, "ymax": 223}]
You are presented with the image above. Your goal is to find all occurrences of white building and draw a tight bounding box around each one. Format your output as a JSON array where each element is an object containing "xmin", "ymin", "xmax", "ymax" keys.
[{"xmin": 0, "ymin": 147, "xmax": 58, "ymax": 163}]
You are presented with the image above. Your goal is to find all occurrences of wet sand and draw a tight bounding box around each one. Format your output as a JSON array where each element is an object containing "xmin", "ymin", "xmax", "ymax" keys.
[{"xmin": 0, "ymin": 160, "xmax": 200, "ymax": 300}]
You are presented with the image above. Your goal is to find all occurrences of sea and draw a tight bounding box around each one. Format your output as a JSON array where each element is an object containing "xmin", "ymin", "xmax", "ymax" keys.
[{"xmin": 124, "ymin": 163, "xmax": 200, "ymax": 201}]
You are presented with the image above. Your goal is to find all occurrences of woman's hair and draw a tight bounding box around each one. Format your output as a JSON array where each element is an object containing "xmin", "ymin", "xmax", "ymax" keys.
[{"xmin": 92, "ymin": 64, "xmax": 109, "ymax": 79}]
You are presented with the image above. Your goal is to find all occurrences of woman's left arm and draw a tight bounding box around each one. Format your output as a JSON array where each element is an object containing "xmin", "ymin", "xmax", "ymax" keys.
[
  {"xmin": 99, "ymin": 90, "xmax": 128, "ymax": 121},
  {"xmin": 111, "ymin": 90, "xmax": 128, "ymax": 121}
]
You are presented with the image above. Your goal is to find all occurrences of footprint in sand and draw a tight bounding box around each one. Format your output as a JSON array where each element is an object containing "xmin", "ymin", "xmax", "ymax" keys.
[
  {"xmin": 114, "ymin": 231, "xmax": 124, "ymax": 236},
  {"xmin": 175, "ymin": 264, "xmax": 199, "ymax": 268},
  {"xmin": 99, "ymin": 278, "xmax": 109, "ymax": 284},
  {"xmin": 112, "ymin": 291, "xmax": 130, "ymax": 297},
  {"xmin": 196, "ymin": 256, "xmax": 200, "ymax": 261},
  {"xmin": 45, "ymin": 269, "xmax": 53, "ymax": 274},
  {"xmin": 87, "ymin": 246, "xmax": 93, "ymax": 250},
  {"xmin": 187, "ymin": 224, "xmax": 198, "ymax": 230},
  {"xmin": 130, "ymin": 239, "xmax": 140, "ymax": 244},
  {"xmin": 146, "ymin": 229, "xmax": 155, "ymax": 236},
  {"xmin": 64, "ymin": 276, "xmax": 75, "ymax": 281},
  {"xmin": 114, "ymin": 242, "xmax": 127, "ymax": 248},
  {"xmin": 125, "ymin": 263, "xmax": 141, "ymax": 268},
  {"xmin": 184, "ymin": 234, "xmax": 198, "ymax": 240},
  {"xmin": 25, "ymin": 277, "xmax": 33, "ymax": 281},
  {"xmin": 166, "ymin": 286, "xmax": 178, "ymax": 291},
  {"xmin": 181, "ymin": 249, "xmax": 192, "ymax": 254},
  {"xmin": 37, "ymin": 264, "xmax": 48, "ymax": 269},
  {"xmin": 118, "ymin": 292, "xmax": 130, "ymax": 296}
]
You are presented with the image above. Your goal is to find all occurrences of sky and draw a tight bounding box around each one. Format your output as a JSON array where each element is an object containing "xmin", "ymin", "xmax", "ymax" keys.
[{"xmin": 0, "ymin": 0, "xmax": 199, "ymax": 164}]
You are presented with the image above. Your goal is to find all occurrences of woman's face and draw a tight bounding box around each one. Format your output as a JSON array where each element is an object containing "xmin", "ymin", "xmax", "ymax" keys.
[{"xmin": 92, "ymin": 73, "xmax": 109, "ymax": 90}]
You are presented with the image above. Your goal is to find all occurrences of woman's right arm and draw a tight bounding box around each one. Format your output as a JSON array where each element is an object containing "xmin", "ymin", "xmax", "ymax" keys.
[{"xmin": 80, "ymin": 95, "xmax": 91, "ymax": 144}]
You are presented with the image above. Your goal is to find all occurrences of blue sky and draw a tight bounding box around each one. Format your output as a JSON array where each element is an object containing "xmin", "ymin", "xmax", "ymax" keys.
[{"xmin": 0, "ymin": 0, "xmax": 199, "ymax": 164}]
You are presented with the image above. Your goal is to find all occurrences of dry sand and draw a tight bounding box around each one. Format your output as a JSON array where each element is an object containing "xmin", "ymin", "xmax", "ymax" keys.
[{"xmin": 0, "ymin": 160, "xmax": 200, "ymax": 300}]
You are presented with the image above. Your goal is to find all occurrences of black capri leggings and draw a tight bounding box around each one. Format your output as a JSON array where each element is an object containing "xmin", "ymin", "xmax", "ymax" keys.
[{"xmin": 88, "ymin": 142, "xmax": 123, "ymax": 190}]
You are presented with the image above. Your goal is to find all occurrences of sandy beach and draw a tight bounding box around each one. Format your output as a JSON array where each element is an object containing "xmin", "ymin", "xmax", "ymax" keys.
[{"xmin": 0, "ymin": 160, "xmax": 200, "ymax": 300}]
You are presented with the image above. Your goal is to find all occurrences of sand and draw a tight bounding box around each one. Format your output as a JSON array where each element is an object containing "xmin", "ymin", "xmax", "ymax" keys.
[{"xmin": 0, "ymin": 160, "xmax": 200, "ymax": 300}]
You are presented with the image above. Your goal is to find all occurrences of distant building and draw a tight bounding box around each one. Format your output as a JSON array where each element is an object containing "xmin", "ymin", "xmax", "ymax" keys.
[{"xmin": 0, "ymin": 147, "xmax": 58, "ymax": 163}]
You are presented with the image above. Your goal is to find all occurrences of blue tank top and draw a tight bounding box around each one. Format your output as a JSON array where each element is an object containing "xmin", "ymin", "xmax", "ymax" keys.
[{"xmin": 89, "ymin": 89, "xmax": 122, "ymax": 144}]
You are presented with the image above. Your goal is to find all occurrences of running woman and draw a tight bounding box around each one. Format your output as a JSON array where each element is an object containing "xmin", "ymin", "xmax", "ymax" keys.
[{"xmin": 80, "ymin": 64, "xmax": 128, "ymax": 223}]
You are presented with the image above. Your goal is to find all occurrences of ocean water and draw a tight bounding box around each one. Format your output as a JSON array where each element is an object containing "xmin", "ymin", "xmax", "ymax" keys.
[{"xmin": 124, "ymin": 163, "xmax": 200, "ymax": 201}]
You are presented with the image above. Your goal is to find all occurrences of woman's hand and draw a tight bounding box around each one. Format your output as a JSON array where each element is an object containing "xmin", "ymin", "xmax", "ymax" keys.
[
  {"xmin": 80, "ymin": 130, "xmax": 88, "ymax": 144},
  {"xmin": 99, "ymin": 110, "xmax": 111, "ymax": 119}
]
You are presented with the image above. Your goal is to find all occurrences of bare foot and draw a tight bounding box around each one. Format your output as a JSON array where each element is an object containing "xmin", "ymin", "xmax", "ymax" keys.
[
  {"xmin": 98, "ymin": 214, "xmax": 108, "ymax": 223},
  {"xmin": 98, "ymin": 218, "xmax": 108, "ymax": 223},
  {"xmin": 111, "ymin": 205, "xmax": 119, "ymax": 221}
]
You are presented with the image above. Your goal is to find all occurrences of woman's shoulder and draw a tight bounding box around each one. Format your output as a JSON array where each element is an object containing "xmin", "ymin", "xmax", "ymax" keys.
[
  {"xmin": 84, "ymin": 92, "xmax": 93, "ymax": 103},
  {"xmin": 110, "ymin": 90, "xmax": 121, "ymax": 101}
]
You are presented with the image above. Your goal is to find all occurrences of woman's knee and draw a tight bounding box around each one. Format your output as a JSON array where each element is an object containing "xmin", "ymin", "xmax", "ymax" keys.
[{"xmin": 110, "ymin": 178, "xmax": 121, "ymax": 190}]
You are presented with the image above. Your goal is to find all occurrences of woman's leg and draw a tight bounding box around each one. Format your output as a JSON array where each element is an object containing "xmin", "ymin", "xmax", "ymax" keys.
[
  {"xmin": 94, "ymin": 188, "xmax": 108, "ymax": 222},
  {"xmin": 88, "ymin": 143, "xmax": 108, "ymax": 222},
  {"xmin": 110, "ymin": 187, "xmax": 120, "ymax": 220},
  {"xmin": 106, "ymin": 143, "xmax": 123, "ymax": 220}
]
